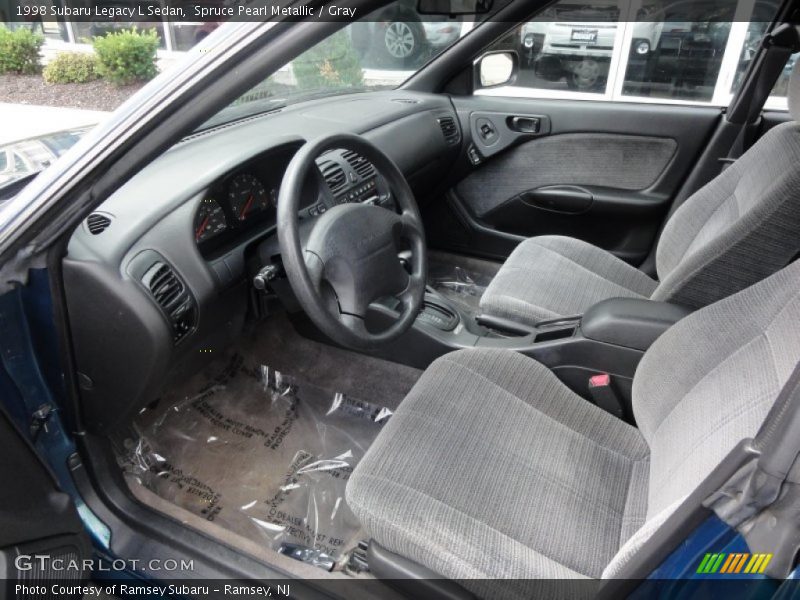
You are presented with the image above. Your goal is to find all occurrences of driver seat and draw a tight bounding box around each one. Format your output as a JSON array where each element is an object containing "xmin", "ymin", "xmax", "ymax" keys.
[
  {"xmin": 477, "ymin": 60, "xmax": 800, "ymax": 327},
  {"xmin": 346, "ymin": 256, "xmax": 800, "ymax": 595}
]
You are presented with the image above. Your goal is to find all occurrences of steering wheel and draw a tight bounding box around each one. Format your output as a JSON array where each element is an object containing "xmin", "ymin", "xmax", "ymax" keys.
[{"xmin": 277, "ymin": 133, "xmax": 427, "ymax": 351}]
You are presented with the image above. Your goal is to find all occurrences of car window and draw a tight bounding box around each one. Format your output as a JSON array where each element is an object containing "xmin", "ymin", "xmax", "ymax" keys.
[
  {"xmin": 480, "ymin": 0, "xmax": 782, "ymax": 107},
  {"xmin": 769, "ymin": 53, "xmax": 799, "ymax": 99},
  {"xmin": 730, "ymin": 17, "xmax": 798, "ymax": 110},
  {"xmin": 516, "ymin": 0, "xmax": 623, "ymax": 94},
  {"xmin": 13, "ymin": 153, "xmax": 26, "ymax": 171},
  {"xmin": 621, "ymin": 0, "xmax": 736, "ymax": 102}
]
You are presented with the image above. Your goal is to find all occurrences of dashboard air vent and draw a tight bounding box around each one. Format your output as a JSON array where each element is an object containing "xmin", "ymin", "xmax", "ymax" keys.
[
  {"xmin": 86, "ymin": 213, "xmax": 111, "ymax": 235},
  {"xmin": 141, "ymin": 262, "xmax": 195, "ymax": 343},
  {"xmin": 438, "ymin": 116, "xmax": 460, "ymax": 146},
  {"xmin": 342, "ymin": 150, "xmax": 376, "ymax": 179},
  {"xmin": 319, "ymin": 160, "xmax": 347, "ymax": 194}
]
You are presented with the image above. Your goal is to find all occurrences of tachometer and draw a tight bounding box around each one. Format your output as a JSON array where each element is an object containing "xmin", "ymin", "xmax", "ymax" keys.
[
  {"xmin": 227, "ymin": 173, "xmax": 270, "ymax": 221},
  {"xmin": 194, "ymin": 198, "xmax": 228, "ymax": 243}
]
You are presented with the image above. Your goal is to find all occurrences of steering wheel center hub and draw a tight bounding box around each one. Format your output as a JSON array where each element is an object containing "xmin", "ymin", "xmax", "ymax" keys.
[{"xmin": 306, "ymin": 203, "xmax": 410, "ymax": 317}]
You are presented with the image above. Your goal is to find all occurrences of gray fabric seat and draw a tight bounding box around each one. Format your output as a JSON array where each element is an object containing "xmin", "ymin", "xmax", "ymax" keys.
[
  {"xmin": 347, "ymin": 256, "xmax": 800, "ymax": 596},
  {"xmin": 479, "ymin": 61, "xmax": 800, "ymax": 326}
]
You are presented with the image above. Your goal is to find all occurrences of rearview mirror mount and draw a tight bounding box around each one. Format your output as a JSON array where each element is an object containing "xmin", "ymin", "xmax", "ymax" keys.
[{"xmin": 417, "ymin": 0, "xmax": 493, "ymax": 15}]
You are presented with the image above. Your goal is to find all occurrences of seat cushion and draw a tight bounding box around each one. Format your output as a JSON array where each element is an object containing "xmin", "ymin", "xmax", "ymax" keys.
[
  {"xmin": 479, "ymin": 236, "xmax": 657, "ymax": 325},
  {"xmin": 346, "ymin": 349, "xmax": 650, "ymax": 596}
]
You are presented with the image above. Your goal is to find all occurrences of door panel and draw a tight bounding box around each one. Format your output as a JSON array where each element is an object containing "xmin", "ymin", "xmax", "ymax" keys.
[
  {"xmin": 427, "ymin": 96, "xmax": 721, "ymax": 263},
  {"xmin": 457, "ymin": 133, "xmax": 676, "ymax": 218}
]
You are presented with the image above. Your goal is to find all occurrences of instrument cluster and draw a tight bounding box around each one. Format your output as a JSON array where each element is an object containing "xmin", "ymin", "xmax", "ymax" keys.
[
  {"xmin": 193, "ymin": 172, "xmax": 278, "ymax": 245},
  {"xmin": 193, "ymin": 143, "xmax": 318, "ymax": 257}
]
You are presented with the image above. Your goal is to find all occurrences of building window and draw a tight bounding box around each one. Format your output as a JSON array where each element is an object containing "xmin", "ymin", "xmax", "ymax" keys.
[{"xmin": 479, "ymin": 0, "xmax": 785, "ymax": 109}]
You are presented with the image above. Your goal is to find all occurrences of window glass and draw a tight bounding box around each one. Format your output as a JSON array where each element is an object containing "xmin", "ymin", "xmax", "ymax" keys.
[
  {"xmin": 71, "ymin": 0, "xmax": 167, "ymax": 50},
  {"xmin": 170, "ymin": 22, "xmax": 221, "ymax": 52},
  {"xmin": 771, "ymin": 53, "xmax": 799, "ymax": 98},
  {"xmin": 515, "ymin": 0, "xmax": 625, "ymax": 94},
  {"xmin": 13, "ymin": 153, "xmax": 27, "ymax": 171},
  {"xmin": 482, "ymin": 0, "xmax": 782, "ymax": 105},
  {"xmin": 729, "ymin": 2, "xmax": 795, "ymax": 104},
  {"xmin": 620, "ymin": 0, "xmax": 736, "ymax": 102},
  {"xmin": 204, "ymin": 0, "xmax": 475, "ymax": 130},
  {"xmin": 730, "ymin": 7, "xmax": 777, "ymax": 94},
  {"xmin": 2, "ymin": 20, "xmax": 71, "ymax": 42}
]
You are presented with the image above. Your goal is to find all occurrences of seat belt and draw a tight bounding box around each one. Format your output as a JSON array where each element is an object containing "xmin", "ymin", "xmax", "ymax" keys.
[
  {"xmin": 725, "ymin": 24, "xmax": 799, "ymax": 162},
  {"xmin": 703, "ymin": 359, "xmax": 800, "ymax": 578}
]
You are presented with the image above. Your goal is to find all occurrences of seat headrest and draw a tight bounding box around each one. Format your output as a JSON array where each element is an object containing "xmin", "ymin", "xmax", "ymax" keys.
[{"xmin": 788, "ymin": 58, "xmax": 800, "ymax": 121}]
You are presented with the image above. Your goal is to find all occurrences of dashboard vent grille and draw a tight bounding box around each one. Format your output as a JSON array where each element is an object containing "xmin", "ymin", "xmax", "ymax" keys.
[
  {"xmin": 438, "ymin": 117, "xmax": 460, "ymax": 146},
  {"xmin": 320, "ymin": 160, "xmax": 347, "ymax": 194},
  {"xmin": 142, "ymin": 262, "xmax": 195, "ymax": 343},
  {"xmin": 342, "ymin": 150, "xmax": 376, "ymax": 179},
  {"xmin": 86, "ymin": 213, "xmax": 111, "ymax": 235}
]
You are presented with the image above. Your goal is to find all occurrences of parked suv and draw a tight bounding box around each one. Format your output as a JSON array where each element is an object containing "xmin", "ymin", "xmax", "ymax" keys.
[{"xmin": 519, "ymin": 2, "xmax": 661, "ymax": 91}]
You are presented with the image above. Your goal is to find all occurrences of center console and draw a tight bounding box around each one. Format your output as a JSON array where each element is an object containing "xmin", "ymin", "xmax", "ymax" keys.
[{"xmin": 360, "ymin": 290, "xmax": 692, "ymax": 423}]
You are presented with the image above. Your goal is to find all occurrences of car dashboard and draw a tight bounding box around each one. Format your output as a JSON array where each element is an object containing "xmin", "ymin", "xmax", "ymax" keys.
[{"xmin": 62, "ymin": 90, "xmax": 462, "ymax": 432}]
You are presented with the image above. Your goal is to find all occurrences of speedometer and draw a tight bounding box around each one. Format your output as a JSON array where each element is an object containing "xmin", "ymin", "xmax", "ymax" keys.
[
  {"xmin": 227, "ymin": 173, "xmax": 270, "ymax": 221},
  {"xmin": 194, "ymin": 198, "xmax": 228, "ymax": 243}
]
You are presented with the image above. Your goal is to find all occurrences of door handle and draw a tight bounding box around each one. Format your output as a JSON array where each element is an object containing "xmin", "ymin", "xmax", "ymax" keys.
[{"xmin": 509, "ymin": 116, "xmax": 540, "ymax": 133}]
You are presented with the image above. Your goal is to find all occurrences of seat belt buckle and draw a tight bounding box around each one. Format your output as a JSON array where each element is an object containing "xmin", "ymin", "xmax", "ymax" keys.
[{"xmin": 588, "ymin": 373, "xmax": 625, "ymax": 419}]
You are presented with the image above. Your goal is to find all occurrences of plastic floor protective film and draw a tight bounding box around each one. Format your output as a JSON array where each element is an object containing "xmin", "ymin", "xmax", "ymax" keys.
[
  {"xmin": 118, "ymin": 354, "xmax": 392, "ymax": 570},
  {"xmin": 428, "ymin": 257, "xmax": 495, "ymax": 319}
]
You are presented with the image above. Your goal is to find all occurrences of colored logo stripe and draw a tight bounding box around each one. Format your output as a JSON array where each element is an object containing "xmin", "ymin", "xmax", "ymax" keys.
[{"xmin": 696, "ymin": 553, "xmax": 773, "ymax": 574}]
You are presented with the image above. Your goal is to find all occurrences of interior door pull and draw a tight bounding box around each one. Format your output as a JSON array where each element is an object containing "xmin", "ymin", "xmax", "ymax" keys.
[{"xmin": 509, "ymin": 116, "xmax": 540, "ymax": 133}]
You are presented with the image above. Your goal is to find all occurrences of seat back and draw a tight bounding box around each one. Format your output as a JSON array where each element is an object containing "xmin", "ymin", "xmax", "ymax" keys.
[
  {"xmin": 602, "ymin": 256, "xmax": 800, "ymax": 578},
  {"xmin": 651, "ymin": 60, "xmax": 800, "ymax": 309}
]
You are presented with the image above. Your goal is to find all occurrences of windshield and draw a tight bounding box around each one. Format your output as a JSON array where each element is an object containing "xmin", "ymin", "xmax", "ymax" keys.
[{"xmin": 205, "ymin": 3, "xmax": 475, "ymax": 129}]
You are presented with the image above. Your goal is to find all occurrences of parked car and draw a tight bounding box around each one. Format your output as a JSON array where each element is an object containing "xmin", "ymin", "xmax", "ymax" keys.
[
  {"xmin": 519, "ymin": 0, "xmax": 737, "ymax": 91},
  {"xmin": 519, "ymin": 1, "xmax": 661, "ymax": 90},
  {"xmin": 0, "ymin": 128, "xmax": 91, "ymax": 190},
  {"xmin": 350, "ymin": 0, "xmax": 464, "ymax": 64}
]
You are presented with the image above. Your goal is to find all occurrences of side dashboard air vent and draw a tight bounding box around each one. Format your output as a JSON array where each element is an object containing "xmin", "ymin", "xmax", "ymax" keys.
[
  {"xmin": 438, "ymin": 116, "xmax": 460, "ymax": 146},
  {"xmin": 141, "ymin": 261, "xmax": 196, "ymax": 343},
  {"xmin": 342, "ymin": 150, "xmax": 376, "ymax": 179},
  {"xmin": 319, "ymin": 160, "xmax": 347, "ymax": 194},
  {"xmin": 86, "ymin": 212, "xmax": 112, "ymax": 235}
]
